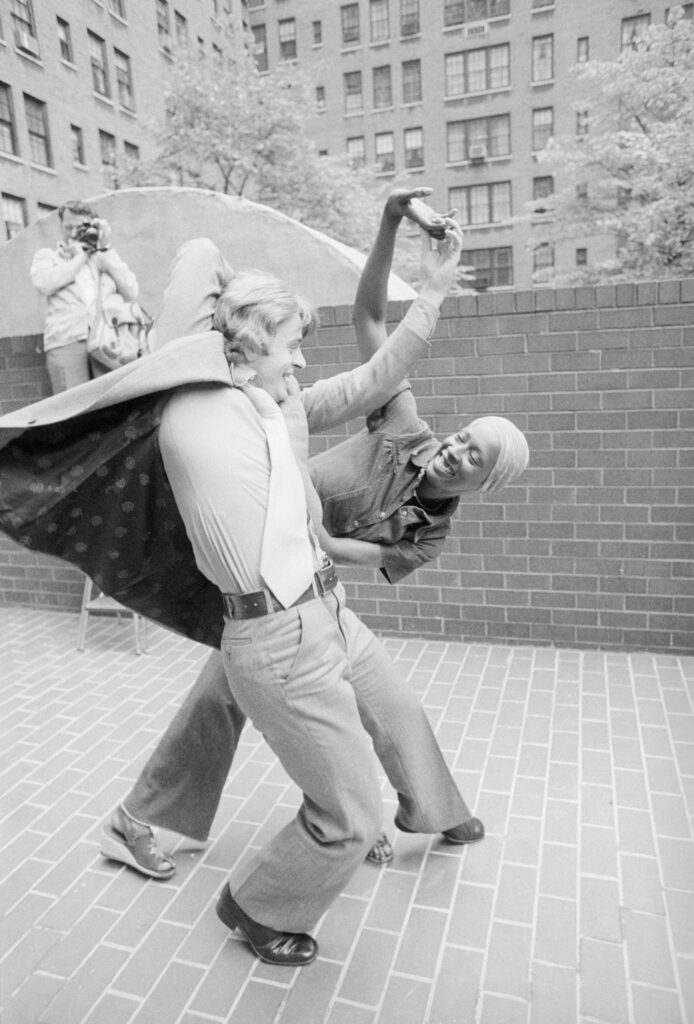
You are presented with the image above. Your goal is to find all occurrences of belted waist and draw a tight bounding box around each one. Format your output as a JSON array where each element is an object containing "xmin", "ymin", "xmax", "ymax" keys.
[{"xmin": 222, "ymin": 562, "xmax": 338, "ymax": 619}]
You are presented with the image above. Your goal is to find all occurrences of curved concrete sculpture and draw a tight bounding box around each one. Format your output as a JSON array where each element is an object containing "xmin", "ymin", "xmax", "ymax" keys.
[{"xmin": 0, "ymin": 186, "xmax": 415, "ymax": 338}]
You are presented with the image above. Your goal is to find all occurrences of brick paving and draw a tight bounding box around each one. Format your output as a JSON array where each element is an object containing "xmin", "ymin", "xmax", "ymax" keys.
[{"xmin": 1, "ymin": 604, "xmax": 693, "ymax": 1024}]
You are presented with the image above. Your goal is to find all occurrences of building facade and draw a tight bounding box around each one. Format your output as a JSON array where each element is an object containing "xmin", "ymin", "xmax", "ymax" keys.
[
  {"xmin": 0, "ymin": 0, "xmax": 243, "ymax": 236},
  {"xmin": 247, "ymin": 0, "xmax": 691, "ymax": 288},
  {"xmin": 1, "ymin": 0, "xmax": 691, "ymax": 288}
]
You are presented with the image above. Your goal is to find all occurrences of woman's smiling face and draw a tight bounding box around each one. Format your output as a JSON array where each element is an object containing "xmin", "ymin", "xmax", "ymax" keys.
[{"xmin": 421, "ymin": 421, "xmax": 501, "ymax": 498}]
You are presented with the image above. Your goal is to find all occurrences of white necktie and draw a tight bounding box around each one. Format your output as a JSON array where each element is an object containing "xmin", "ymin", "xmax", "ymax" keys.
[{"xmin": 243, "ymin": 385, "xmax": 315, "ymax": 607}]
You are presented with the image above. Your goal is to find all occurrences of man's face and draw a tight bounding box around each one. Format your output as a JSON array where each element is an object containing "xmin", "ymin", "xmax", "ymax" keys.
[
  {"xmin": 249, "ymin": 313, "xmax": 306, "ymax": 402},
  {"xmin": 423, "ymin": 420, "xmax": 501, "ymax": 498},
  {"xmin": 60, "ymin": 210, "xmax": 87, "ymax": 244}
]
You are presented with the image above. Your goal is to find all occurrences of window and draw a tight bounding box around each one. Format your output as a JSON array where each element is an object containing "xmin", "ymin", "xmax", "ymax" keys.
[
  {"xmin": 57, "ymin": 18, "xmax": 73, "ymax": 62},
  {"xmin": 461, "ymin": 247, "xmax": 513, "ymax": 288},
  {"xmin": 11, "ymin": 0, "xmax": 39, "ymax": 55},
  {"xmin": 449, "ymin": 182, "xmax": 511, "ymax": 225},
  {"xmin": 37, "ymin": 202, "xmax": 58, "ymax": 219},
  {"xmin": 576, "ymin": 247, "xmax": 587, "ymax": 266},
  {"xmin": 446, "ymin": 114, "xmax": 510, "ymax": 163},
  {"xmin": 109, "ymin": 0, "xmax": 126, "ymax": 17},
  {"xmin": 0, "ymin": 83, "xmax": 18, "ymax": 156},
  {"xmin": 666, "ymin": 4, "xmax": 693, "ymax": 19},
  {"xmin": 531, "ymin": 0, "xmax": 554, "ymax": 8},
  {"xmin": 445, "ymin": 44, "xmax": 510, "ymax": 96},
  {"xmin": 617, "ymin": 185, "xmax": 631, "ymax": 207},
  {"xmin": 346, "ymin": 135, "xmax": 366, "ymax": 167},
  {"xmin": 124, "ymin": 141, "xmax": 140, "ymax": 161},
  {"xmin": 444, "ymin": 0, "xmax": 509, "ymax": 27},
  {"xmin": 2, "ymin": 193, "xmax": 27, "ymax": 240},
  {"xmin": 532, "ymin": 34, "xmax": 554, "ymax": 82},
  {"xmin": 279, "ymin": 18, "xmax": 296, "ymax": 60},
  {"xmin": 375, "ymin": 131, "xmax": 395, "ymax": 172},
  {"xmin": 400, "ymin": 0, "xmax": 419, "ymax": 36},
  {"xmin": 24, "ymin": 94, "xmax": 51, "ymax": 166},
  {"xmin": 71, "ymin": 123, "xmax": 85, "ymax": 164},
  {"xmin": 313, "ymin": 20, "xmax": 322, "ymax": 44},
  {"xmin": 402, "ymin": 60, "xmax": 422, "ymax": 103},
  {"xmin": 344, "ymin": 71, "xmax": 363, "ymax": 113},
  {"xmin": 247, "ymin": 0, "xmax": 265, "ymax": 6},
  {"xmin": 175, "ymin": 12, "xmax": 188, "ymax": 46},
  {"xmin": 114, "ymin": 50, "xmax": 134, "ymax": 110},
  {"xmin": 251, "ymin": 24, "xmax": 268, "ymax": 71},
  {"xmin": 373, "ymin": 65, "xmax": 392, "ymax": 108},
  {"xmin": 576, "ymin": 109, "xmax": 588, "ymax": 136},
  {"xmin": 533, "ymin": 242, "xmax": 554, "ymax": 276},
  {"xmin": 156, "ymin": 0, "xmax": 171, "ymax": 50},
  {"xmin": 99, "ymin": 129, "xmax": 117, "ymax": 187},
  {"xmin": 341, "ymin": 4, "xmax": 359, "ymax": 45},
  {"xmin": 576, "ymin": 182, "xmax": 588, "ymax": 201},
  {"xmin": 370, "ymin": 0, "xmax": 390, "ymax": 43},
  {"xmin": 315, "ymin": 85, "xmax": 326, "ymax": 109},
  {"xmin": 88, "ymin": 32, "xmax": 110, "ymax": 97},
  {"xmin": 576, "ymin": 36, "xmax": 589, "ymax": 62},
  {"xmin": 531, "ymin": 107, "xmax": 553, "ymax": 151},
  {"xmin": 404, "ymin": 127, "xmax": 423, "ymax": 168},
  {"xmin": 621, "ymin": 14, "xmax": 651, "ymax": 52},
  {"xmin": 532, "ymin": 175, "xmax": 553, "ymax": 212}
]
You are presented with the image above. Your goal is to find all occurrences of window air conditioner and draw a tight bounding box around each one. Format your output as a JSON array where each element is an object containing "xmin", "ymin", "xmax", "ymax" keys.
[{"xmin": 469, "ymin": 143, "xmax": 488, "ymax": 163}]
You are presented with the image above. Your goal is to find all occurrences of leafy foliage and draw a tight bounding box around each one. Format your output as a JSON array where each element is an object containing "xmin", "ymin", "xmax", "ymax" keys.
[{"xmin": 525, "ymin": 7, "xmax": 694, "ymax": 283}]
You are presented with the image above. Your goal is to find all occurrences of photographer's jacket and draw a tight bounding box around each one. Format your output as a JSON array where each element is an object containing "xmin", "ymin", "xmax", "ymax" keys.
[
  {"xmin": 30, "ymin": 244, "xmax": 138, "ymax": 351},
  {"xmin": 0, "ymin": 302, "xmax": 443, "ymax": 647}
]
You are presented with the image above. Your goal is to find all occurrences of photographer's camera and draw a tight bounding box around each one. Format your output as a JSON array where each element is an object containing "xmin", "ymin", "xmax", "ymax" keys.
[{"xmin": 75, "ymin": 220, "xmax": 100, "ymax": 251}]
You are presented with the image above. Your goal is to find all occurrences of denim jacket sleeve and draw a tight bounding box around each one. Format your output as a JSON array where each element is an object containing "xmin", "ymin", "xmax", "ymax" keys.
[
  {"xmin": 380, "ymin": 514, "xmax": 452, "ymax": 584},
  {"xmin": 301, "ymin": 297, "xmax": 439, "ymax": 433}
]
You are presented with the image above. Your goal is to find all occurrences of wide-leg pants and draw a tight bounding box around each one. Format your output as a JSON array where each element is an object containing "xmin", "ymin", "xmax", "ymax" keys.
[{"xmin": 219, "ymin": 586, "xmax": 470, "ymax": 931}]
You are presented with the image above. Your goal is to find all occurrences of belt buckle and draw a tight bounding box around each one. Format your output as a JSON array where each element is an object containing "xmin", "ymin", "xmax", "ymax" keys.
[{"xmin": 315, "ymin": 561, "xmax": 337, "ymax": 596}]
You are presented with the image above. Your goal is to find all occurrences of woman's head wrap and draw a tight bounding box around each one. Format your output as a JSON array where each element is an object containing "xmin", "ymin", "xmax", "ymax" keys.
[{"xmin": 470, "ymin": 416, "xmax": 529, "ymax": 493}]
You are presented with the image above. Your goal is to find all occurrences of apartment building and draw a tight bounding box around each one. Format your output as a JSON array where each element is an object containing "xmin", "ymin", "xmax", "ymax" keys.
[
  {"xmin": 248, "ymin": 0, "xmax": 691, "ymax": 288},
  {"xmin": 1, "ymin": 0, "xmax": 691, "ymax": 288},
  {"xmin": 0, "ymin": 0, "xmax": 243, "ymax": 237}
]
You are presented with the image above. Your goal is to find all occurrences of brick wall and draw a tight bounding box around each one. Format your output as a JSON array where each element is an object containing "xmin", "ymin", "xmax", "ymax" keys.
[{"xmin": 1, "ymin": 279, "xmax": 693, "ymax": 654}]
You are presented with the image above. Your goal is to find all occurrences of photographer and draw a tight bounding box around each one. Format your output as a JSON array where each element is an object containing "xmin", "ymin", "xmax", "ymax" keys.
[{"xmin": 30, "ymin": 199, "xmax": 139, "ymax": 393}]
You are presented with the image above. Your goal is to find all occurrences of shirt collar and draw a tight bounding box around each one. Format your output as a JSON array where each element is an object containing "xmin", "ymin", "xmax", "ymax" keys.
[
  {"xmin": 230, "ymin": 363, "xmax": 262, "ymax": 388},
  {"xmin": 409, "ymin": 437, "xmax": 440, "ymax": 469}
]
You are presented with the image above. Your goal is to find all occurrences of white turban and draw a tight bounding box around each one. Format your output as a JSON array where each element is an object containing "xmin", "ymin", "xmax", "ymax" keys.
[{"xmin": 470, "ymin": 416, "xmax": 529, "ymax": 494}]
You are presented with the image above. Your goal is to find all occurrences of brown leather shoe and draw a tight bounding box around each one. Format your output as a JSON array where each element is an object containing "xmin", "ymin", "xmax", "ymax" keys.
[
  {"xmin": 216, "ymin": 885, "xmax": 318, "ymax": 966},
  {"xmin": 442, "ymin": 817, "xmax": 485, "ymax": 845}
]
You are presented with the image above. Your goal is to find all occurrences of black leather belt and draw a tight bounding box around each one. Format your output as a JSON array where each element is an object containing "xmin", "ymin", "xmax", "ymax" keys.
[{"xmin": 222, "ymin": 562, "xmax": 338, "ymax": 619}]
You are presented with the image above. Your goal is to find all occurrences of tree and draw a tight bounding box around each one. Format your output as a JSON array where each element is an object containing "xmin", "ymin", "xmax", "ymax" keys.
[
  {"xmin": 525, "ymin": 7, "xmax": 694, "ymax": 284},
  {"xmin": 121, "ymin": 42, "xmax": 386, "ymax": 256}
]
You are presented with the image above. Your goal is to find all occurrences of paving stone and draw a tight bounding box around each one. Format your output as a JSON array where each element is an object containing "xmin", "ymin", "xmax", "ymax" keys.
[
  {"xmin": 539, "ymin": 845, "xmax": 577, "ymax": 900},
  {"xmin": 113, "ymin": 920, "xmax": 189, "ymax": 997},
  {"xmin": 129, "ymin": 961, "xmax": 206, "ymax": 1024},
  {"xmin": 269, "ymin": 958, "xmax": 343, "ymax": 1024},
  {"xmin": 534, "ymin": 896, "xmax": 578, "ymax": 968},
  {"xmin": 338, "ymin": 927, "xmax": 399, "ymax": 1005},
  {"xmin": 82, "ymin": 992, "xmax": 140, "ymax": 1024},
  {"xmin": 631, "ymin": 983, "xmax": 683, "ymax": 1024},
  {"xmin": 484, "ymin": 921, "xmax": 532, "ymax": 1000},
  {"xmin": 40, "ymin": 944, "xmax": 130, "ymax": 1024},
  {"xmin": 413, "ymin": 851, "xmax": 461, "ymax": 911},
  {"xmin": 622, "ymin": 909, "xmax": 677, "ymax": 988},
  {"xmin": 377, "ymin": 975, "xmax": 432, "ymax": 1024},
  {"xmin": 529, "ymin": 962, "xmax": 577, "ymax": 1024},
  {"xmin": 1, "ymin": 973, "xmax": 65, "ymax": 1024},
  {"xmin": 581, "ymin": 825, "xmax": 619, "ymax": 877},
  {"xmin": 579, "ymin": 938, "xmax": 630, "ymax": 1023},
  {"xmin": 394, "ymin": 906, "xmax": 447, "ymax": 978},
  {"xmin": 620, "ymin": 854, "xmax": 665, "ymax": 915},
  {"xmin": 429, "ymin": 947, "xmax": 483, "ymax": 1024},
  {"xmin": 365, "ymin": 870, "xmax": 417, "ymax": 932},
  {"xmin": 494, "ymin": 863, "xmax": 538, "ymax": 925}
]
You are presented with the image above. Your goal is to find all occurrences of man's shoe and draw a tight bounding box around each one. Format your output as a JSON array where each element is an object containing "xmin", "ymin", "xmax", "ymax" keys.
[
  {"xmin": 365, "ymin": 830, "xmax": 394, "ymax": 864},
  {"xmin": 216, "ymin": 885, "xmax": 317, "ymax": 967},
  {"xmin": 100, "ymin": 805, "xmax": 176, "ymax": 880},
  {"xmin": 442, "ymin": 817, "xmax": 485, "ymax": 845}
]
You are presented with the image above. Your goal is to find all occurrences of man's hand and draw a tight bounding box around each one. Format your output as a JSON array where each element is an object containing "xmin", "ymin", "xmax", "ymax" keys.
[
  {"xmin": 417, "ymin": 219, "xmax": 464, "ymax": 302},
  {"xmin": 93, "ymin": 218, "xmax": 112, "ymax": 250},
  {"xmin": 64, "ymin": 239, "xmax": 85, "ymax": 260}
]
